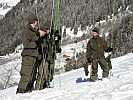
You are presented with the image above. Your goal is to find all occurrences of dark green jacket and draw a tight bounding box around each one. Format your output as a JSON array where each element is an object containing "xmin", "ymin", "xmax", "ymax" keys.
[
  {"xmin": 86, "ymin": 36, "xmax": 108, "ymax": 60},
  {"xmin": 21, "ymin": 24, "xmax": 39, "ymax": 57}
]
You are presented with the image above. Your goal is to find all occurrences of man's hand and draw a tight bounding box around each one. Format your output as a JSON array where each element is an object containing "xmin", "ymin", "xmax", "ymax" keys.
[
  {"xmin": 106, "ymin": 47, "xmax": 113, "ymax": 52},
  {"xmin": 39, "ymin": 30, "xmax": 47, "ymax": 37},
  {"xmin": 58, "ymin": 48, "xmax": 62, "ymax": 53}
]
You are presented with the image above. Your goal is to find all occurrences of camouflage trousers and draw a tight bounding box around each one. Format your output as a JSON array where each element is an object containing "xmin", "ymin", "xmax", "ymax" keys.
[
  {"xmin": 91, "ymin": 59, "xmax": 109, "ymax": 82},
  {"xmin": 35, "ymin": 60, "xmax": 49, "ymax": 90},
  {"xmin": 18, "ymin": 56, "xmax": 37, "ymax": 91}
]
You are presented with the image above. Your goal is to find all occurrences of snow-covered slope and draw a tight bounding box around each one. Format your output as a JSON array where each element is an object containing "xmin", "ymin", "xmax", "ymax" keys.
[
  {"xmin": 0, "ymin": 39, "xmax": 87, "ymax": 88},
  {"xmin": 0, "ymin": 52, "xmax": 133, "ymax": 100}
]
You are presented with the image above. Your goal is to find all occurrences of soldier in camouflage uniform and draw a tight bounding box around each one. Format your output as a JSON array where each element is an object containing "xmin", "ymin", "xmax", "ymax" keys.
[
  {"xmin": 86, "ymin": 27, "xmax": 113, "ymax": 82},
  {"xmin": 17, "ymin": 14, "xmax": 40, "ymax": 93},
  {"xmin": 35, "ymin": 21, "xmax": 61, "ymax": 90},
  {"xmin": 35, "ymin": 22, "xmax": 52, "ymax": 90}
]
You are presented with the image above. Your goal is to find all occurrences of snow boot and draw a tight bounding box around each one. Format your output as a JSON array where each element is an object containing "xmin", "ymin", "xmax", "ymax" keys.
[{"xmin": 16, "ymin": 88, "xmax": 28, "ymax": 94}]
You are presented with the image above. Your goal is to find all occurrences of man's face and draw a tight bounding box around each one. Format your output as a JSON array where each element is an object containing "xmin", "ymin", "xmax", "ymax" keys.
[
  {"xmin": 34, "ymin": 21, "xmax": 38, "ymax": 28},
  {"xmin": 91, "ymin": 31, "xmax": 99, "ymax": 37},
  {"xmin": 31, "ymin": 21, "xmax": 38, "ymax": 28}
]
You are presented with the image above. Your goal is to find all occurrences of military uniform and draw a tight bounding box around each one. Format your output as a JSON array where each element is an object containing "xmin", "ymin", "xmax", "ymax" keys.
[
  {"xmin": 17, "ymin": 14, "xmax": 39, "ymax": 93},
  {"xmin": 83, "ymin": 62, "xmax": 89, "ymax": 76},
  {"xmin": 35, "ymin": 22, "xmax": 52, "ymax": 90},
  {"xmin": 35, "ymin": 36, "xmax": 50, "ymax": 90},
  {"xmin": 35, "ymin": 22, "xmax": 61, "ymax": 89},
  {"xmin": 86, "ymin": 28, "xmax": 112, "ymax": 82},
  {"xmin": 17, "ymin": 24, "xmax": 39, "ymax": 93}
]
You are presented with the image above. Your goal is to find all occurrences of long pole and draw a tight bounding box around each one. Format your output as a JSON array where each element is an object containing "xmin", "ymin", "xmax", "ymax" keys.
[
  {"xmin": 54, "ymin": 0, "xmax": 61, "ymax": 88},
  {"xmin": 109, "ymin": 0, "xmax": 116, "ymax": 77}
]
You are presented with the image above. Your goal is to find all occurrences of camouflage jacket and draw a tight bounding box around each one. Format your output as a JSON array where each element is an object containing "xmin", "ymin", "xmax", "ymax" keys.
[
  {"xmin": 86, "ymin": 36, "xmax": 109, "ymax": 60},
  {"xmin": 21, "ymin": 24, "xmax": 39, "ymax": 57}
]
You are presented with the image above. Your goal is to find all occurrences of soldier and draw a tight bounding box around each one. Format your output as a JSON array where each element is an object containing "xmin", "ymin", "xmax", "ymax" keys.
[
  {"xmin": 35, "ymin": 22, "xmax": 51, "ymax": 90},
  {"xmin": 17, "ymin": 14, "xmax": 40, "ymax": 93},
  {"xmin": 35, "ymin": 21, "xmax": 61, "ymax": 89},
  {"xmin": 86, "ymin": 27, "xmax": 113, "ymax": 82}
]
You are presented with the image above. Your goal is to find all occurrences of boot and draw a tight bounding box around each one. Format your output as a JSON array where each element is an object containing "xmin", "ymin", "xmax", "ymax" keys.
[
  {"xmin": 16, "ymin": 88, "xmax": 27, "ymax": 94},
  {"xmin": 85, "ymin": 71, "xmax": 89, "ymax": 76}
]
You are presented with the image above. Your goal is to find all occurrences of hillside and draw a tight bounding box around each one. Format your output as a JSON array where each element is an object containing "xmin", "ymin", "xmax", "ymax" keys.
[{"xmin": 0, "ymin": 0, "xmax": 132, "ymax": 57}]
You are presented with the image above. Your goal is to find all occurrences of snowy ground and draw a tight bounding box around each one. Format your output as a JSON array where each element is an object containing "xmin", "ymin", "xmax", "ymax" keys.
[
  {"xmin": 0, "ymin": 53, "xmax": 133, "ymax": 100},
  {"xmin": 0, "ymin": 39, "xmax": 87, "ymax": 86}
]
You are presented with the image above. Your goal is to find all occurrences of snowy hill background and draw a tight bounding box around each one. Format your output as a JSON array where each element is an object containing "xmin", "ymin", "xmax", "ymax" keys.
[{"xmin": 0, "ymin": 0, "xmax": 20, "ymax": 18}]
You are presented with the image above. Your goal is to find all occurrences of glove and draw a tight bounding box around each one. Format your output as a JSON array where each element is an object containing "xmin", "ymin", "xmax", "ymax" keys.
[
  {"xmin": 87, "ymin": 57, "xmax": 93, "ymax": 63},
  {"xmin": 58, "ymin": 48, "xmax": 62, "ymax": 53},
  {"xmin": 54, "ymin": 30, "xmax": 59, "ymax": 36},
  {"xmin": 106, "ymin": 47, "xmax": 113, "ymax": 52}
]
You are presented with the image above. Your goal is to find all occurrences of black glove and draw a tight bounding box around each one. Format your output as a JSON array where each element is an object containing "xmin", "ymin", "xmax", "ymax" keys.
[
  {"xmin": 54, "ymin": 30, "xmax": 59, "ymax": 36},
  {"xmin": 58, "ymin": 48, "xmax": 62, "ymax": 53},
  {"xmin": 87, "ymin": 57, "xmax": 93, "ymax": 63},
  {"xmin": 106, "ymin": 47, "xmax": 113, "ymax": 52}
]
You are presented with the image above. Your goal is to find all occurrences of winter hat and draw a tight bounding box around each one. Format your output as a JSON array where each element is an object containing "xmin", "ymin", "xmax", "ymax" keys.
[
  {"xmin": 27, "ymin": 14, "xmax": 38, "ymax": 24},
  {"xmin": 40, "ymin": 21, "xmax": 51, "ymax": 32},
  {"xmin": 92, "ymin": 27, "xmax": 99, "ymax": 33}
]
